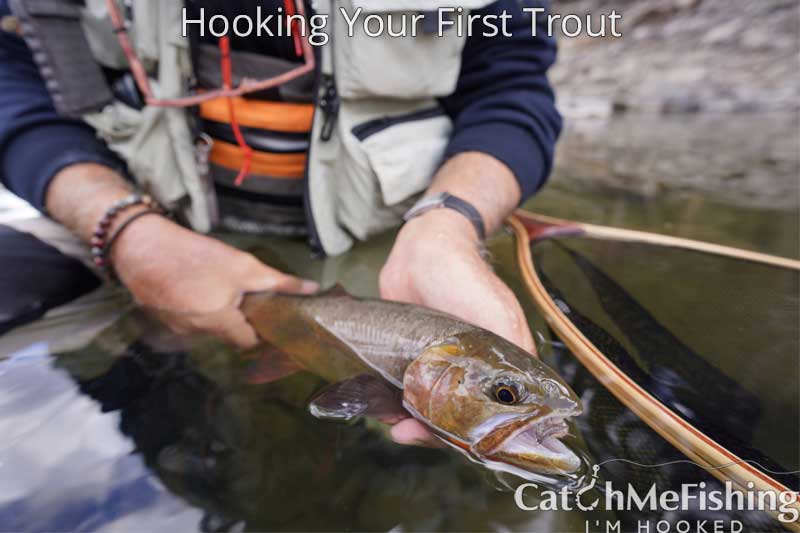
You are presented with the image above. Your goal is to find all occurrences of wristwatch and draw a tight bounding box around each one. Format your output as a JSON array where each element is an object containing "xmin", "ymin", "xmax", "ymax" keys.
[{"xmin": 403, "ymin": 192, "xmax": 486, "ymax": 241}]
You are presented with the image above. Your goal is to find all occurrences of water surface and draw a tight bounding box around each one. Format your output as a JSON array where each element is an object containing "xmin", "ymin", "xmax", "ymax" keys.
[{"xmin": 0, "ymin": 135, "xmax": 796, "ymax": 530}]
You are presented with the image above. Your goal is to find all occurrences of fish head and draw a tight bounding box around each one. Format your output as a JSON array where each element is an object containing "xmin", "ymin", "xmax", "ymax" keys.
[{"xmin": 403, "ymin": 331, "xmax": 582, "ymax": 476}]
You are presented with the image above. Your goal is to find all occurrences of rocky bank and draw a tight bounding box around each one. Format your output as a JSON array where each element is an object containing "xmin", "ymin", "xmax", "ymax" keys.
[
  {"xmin": 547, "ymin": 0, "xmax": 799, "ymax": 209},
  {"xmin": 550, "ymin": 0, "xmax": 798, "ymax": 114}
]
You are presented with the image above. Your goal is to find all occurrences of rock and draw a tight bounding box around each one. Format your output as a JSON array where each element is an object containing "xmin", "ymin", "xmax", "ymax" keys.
[
  {"xmin": 549, "ymin": 0, "xmax": 798, "ymax": 114},
  {"xmin": 701, "ymin": 19, "xmax": 741, "ymax": 45},
  {"xmin": 660, "ymin": 93, "xmax": 703, "ymax": 114}
]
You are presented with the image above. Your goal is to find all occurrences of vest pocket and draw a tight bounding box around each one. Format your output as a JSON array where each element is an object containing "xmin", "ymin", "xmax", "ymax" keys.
[
  {"xmin": 351, "ymin": 106, "xmax": 446, "ymax": 141},
  {"xmin": 332, "ymin": 0, "xmax": 471, "ymax": 100},
  {"xmin": 335, "ymin": 106, "xmax": 452, "ymax": 240}
]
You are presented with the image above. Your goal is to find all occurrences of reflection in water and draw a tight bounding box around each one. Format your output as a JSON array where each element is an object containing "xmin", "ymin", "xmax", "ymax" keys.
[
  {"xmin": 0, "ymin": 345, "xmax": 203, "ymax": 531},
  {"xmin": 524, "ymin": 180, "xmax": 799, "ymax": 261},
  {"xmin": 533, "ymin": 238, "xmax": 799, "ymax": 483},
  {"xmin": 0, "ymin": 318, "xmax": 600, "ymax": 531},
  {"xmin": 547, "ymin": 341, "xmax": 787, "ymax": 532},
  {"xmin": 530, "ymin": 237, "xmax": 797, "ymax": 531}
]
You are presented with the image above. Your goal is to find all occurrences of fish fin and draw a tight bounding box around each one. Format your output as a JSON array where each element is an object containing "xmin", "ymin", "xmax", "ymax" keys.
[
  {"xmin": 245, "ymin": 345, "xmax": 302, "ymax": 385},
  {"xmin": 309, "ymin": 374, "xmax": 408, "ymax": 424},
  {"xmin": 323, "ymin": 283, "xmax": 350, "ymax": 297}
]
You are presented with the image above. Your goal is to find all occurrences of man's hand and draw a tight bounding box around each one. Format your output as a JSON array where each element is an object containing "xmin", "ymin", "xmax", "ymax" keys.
[
  {"xmin": 45, "ymin": 163, "xmax": 317, "ymax": 349},
  {"xmin": 381, "ymin": 209, "xmax": 535, "ymax": 351},
  {"xmin": 379, "ymin": 152, "xmax": 537, "ymax": 446},
  {"xmin": 380, "ymin": 209, "xmax": 535, "ymax": 446},
  {"xmin": 111, "ymin": 214, "xmax": 317, "ymax": 349},
  {"xmin": 380, "ymin": 210, "xmax": 535, "ymax": 445}
]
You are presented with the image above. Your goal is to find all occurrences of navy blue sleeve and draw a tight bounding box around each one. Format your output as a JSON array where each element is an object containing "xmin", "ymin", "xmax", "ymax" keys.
[
  {"xmin": 440, "ymin": 0, "xmax": 562, "ymax": 201},
  {"xmin": 0, "ymin": 0, "xmax": 126, "ymax": 211}
]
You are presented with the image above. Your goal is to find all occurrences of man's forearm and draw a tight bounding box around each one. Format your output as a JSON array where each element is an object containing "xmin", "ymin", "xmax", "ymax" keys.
[
  {"xmin": 424, "ymin": 151, "xmax": 521, "ymax": 239},
  {"xmin": 45, "ymin": 163, "xmax": 137, "ymax": 242}
]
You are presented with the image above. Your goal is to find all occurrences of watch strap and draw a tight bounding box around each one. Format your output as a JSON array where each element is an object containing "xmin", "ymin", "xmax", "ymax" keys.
[{"xmin": 404, "ymin": 193, "xmax": 486, "ymax": 241}]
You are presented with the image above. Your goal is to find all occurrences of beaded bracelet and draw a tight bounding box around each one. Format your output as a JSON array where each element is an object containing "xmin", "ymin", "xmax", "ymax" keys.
[{"xmin": 91, "ymin": 193, "xmax": 161, "ymax": 279}]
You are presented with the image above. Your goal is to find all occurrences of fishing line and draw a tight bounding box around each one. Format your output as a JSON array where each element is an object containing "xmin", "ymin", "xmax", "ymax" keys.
[{"xmin": 594, "ymin": 458, "xmax": 800, "ymax": 475}]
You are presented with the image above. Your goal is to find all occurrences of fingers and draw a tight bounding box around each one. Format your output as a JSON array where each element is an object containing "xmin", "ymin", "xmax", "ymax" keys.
[
  {"xmin": 271, "ymin": 274, "xmax": 320, "ymax": 295},
  {"xmin": 157, "ymin": 306, "xmax": 262, "ymax": 350},
  {"xmin": 480, "ymin": 272, "xmax": 537, "ymax": 355},
  {"xmin": 489, "ymin": 303, "xmax": 537, "ymax": 356},
  {"xmin": 218, "ymin": 317, "xmax": 261, "ymax": 349},
  {"xmin": 516, "ymin": 316, "xmax": 537, "ymax": 356},
  {"xmin": 241, "ymin": 258, "xmax": 319, "ymax": 295},
  {"xmin": 496, "ymin": 284, "xmax": 537, "ymax": 355},
  {"xmin": 390, "ymin": 419, "xmax": 445, "ymax": 448},
  {"xmin": 193, "ymin": 308, "xmax": 262, "ymax": 349}
]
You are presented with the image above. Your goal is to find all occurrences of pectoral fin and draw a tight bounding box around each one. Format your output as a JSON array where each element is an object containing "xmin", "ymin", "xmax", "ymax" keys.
[{"xmin": 309, "ymin": 374, "xmax": 408, "ymax": 424}]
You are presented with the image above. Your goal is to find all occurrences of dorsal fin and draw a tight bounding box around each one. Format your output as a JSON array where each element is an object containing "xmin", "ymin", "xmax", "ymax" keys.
[{"xmin": 324, "ymin": 283, "xmax": 350, "ymax": 297}]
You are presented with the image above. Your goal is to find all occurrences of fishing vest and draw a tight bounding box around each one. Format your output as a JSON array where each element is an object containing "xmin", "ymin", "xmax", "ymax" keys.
[{"xmin": 74, "ymin": 0, "xmax": 494, "ymax": 256}]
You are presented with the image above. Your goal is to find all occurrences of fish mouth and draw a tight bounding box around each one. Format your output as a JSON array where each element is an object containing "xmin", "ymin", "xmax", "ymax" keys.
[{"xmin": 471, "ymin": 414, "xmax": 581, "ymax": 475}]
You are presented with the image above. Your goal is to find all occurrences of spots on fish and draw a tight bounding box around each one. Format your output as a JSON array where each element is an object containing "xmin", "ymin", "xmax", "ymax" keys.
[{"xmin": 333, "ymin": 319, "xmax": 400, "ymax": 345}]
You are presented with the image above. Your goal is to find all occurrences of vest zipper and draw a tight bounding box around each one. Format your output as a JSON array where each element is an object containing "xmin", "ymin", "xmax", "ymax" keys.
[
  {"xmin": 303, "ymin": 42, "xmax": 325, "ymax": 255},
  {"xmin": 351, "ymin": 106, "xmax": 445, "ymax": 141},
  {"xmin": 318, "ymin": 73, "xmax": 339, "ymax": 142},
  {"xmin": 305, "ymin": 0, "xmax": 338, "ymax": 255}
]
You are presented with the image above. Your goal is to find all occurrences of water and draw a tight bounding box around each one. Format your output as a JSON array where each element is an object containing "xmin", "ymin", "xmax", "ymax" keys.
[
  {"xmin": 0, "ymin": 114, "xmax": 797, "ymax": 531},
  {"xmin": 533, "ymin": 236, "xmax": 799, "ymax": 477},
  {"xmin": 0, "ymin": 305, "xmax": 607, "ymax": 531}
]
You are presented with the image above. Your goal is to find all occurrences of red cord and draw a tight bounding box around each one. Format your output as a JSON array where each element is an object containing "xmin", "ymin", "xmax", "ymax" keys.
[
  {"xmin": 284, "ymin": 0, "xmax": 303, "ymax": 57},
  {"xmin": 106, "ymin": 0, "xmax": 315, "ymax": 107},
  {"xmin": 104, "ymin": 0, "xmax": 154, "ymax": 101},
  {"xmin": 219, "ymin": 36, "xmax": 252, "ymax": 186}
]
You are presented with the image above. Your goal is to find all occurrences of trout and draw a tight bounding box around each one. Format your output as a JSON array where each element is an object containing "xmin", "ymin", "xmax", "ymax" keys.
[{"xmin": 242, "ymin": 286, "xmax": 582, "ymax": 476}]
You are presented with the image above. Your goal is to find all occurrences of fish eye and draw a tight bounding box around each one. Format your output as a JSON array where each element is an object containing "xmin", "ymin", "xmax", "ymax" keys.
[
  {"xmin": 496, "ymin": 386, "xmax": 516, "ymax": 404},
  {"xmin": 492, "ymin": 380, "xmax": 523, "ymax": 405}
]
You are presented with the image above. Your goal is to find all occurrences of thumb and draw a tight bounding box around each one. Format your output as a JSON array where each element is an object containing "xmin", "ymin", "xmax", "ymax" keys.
[
  {"xmin": 272, "ymin": 274, "xmax": 320, "ymax": 295},
  {"xmin": 242, "ymin": 262, "xmax": 319, "ymax": 295}
]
